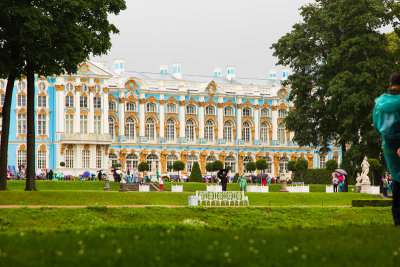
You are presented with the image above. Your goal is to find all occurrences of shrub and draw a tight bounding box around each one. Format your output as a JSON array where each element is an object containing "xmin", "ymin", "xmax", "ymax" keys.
[
  {"xmin": 189, "ymin": 162, "xmax": 202, "ymax": 182},
  {"xmin": 295, "ymin": 159, "xmax": 308, "ymax": 182},
  {"xmin": 233, "ymin": 173, "xmax": 239, "ymax": 183},
  {"xmin": 212, "ymin": 160, "xmax": 223, "ymax": 172},
  {"xmin": 206, "ymin": 163, "xmax": 214, "ymax": 173},
  {"xmin": 293, "ymin": 169, "xmax": 332, "ymax": 184},
  {"xmin": 326, "ymin": 159, "xmax": 338, "ymax": 172},
  {"xmin": 138, "ymin": 162, "xmax": 149, "ymax": 173},
  {"xmin": 256, "ymin": 159, "xmax": 268, "ymax": 172},
  {"xmin": 287, "ymin": 160, "xmax": 296, "ymax": 172},
  {"xmin": 352, "ymin": 200, "xmax": 391, "ymax": 207},
  {"xmin": 172, "ymin": 161, "xmax": 185, "ymax": 177},
  {"xmin": 245, "ymin": 162, "xmax": 256, "ymax": 174}
]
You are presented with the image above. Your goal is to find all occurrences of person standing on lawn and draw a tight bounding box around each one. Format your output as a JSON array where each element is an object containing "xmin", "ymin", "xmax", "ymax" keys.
[
  {"xmin": 338, "ymin": 174, "xmax": 344, "ymax": 192},
  {"xmin": 332, "ymin": 174, "xmax": 339, "ymax": 193},
  {"xmin": 218, "ymin": 169, "xmax": 228, "ymax": 192},
  {"xmin": 240, "ymin": 175, "xmax": 247, "ymax": 192},
  {"xmin": 158, "ymin": 177, "xmax": 164, "ymax": 192},
  {"xmin": 383, "ymin": 177, "xmax": 389, "ymax": 198},
  {"xmin": 373, "ymin": 71, "xmax": 400, "ymax": 226}
]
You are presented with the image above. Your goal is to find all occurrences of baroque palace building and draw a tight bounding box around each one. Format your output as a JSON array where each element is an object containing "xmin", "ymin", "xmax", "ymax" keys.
[{"xmin": 0, "ymin": 60, "xmax": 342, "ymax": 177}]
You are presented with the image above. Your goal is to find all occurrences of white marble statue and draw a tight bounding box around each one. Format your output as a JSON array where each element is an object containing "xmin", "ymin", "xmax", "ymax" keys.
[
  {"xmin": 356, "ymin": 173, "xmax": 362, "ymax": 186},
  {"xmin": 361, "ymin": 156, "xmax": 370, "ymax": 178},
  {"xmin": 151, "ymin": 161, "xmax": 156, "ymax": 174}
]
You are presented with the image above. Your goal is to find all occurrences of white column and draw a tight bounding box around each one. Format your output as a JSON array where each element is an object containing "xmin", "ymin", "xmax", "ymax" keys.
[
  {"xmin": 179, "ymin": 96, "xmax": 186, "ymax": 139},
  {"xmin": 254, "ymin": 100, "xmax": 260, "ymax": 142},
  {"xmin": 199, "ymin": 97, "xmax": 205, "ymax": 139},
  {"xmin": 75, "ymin": 145, "xmax": 82, "ymax": 169},
  {"xmin": 217, "ymin": 97, "xmax": 223, "ymax": 140},
  {"xmin": 272, "ymin": 100, "xmax": 278, "ymax": 141},
  {"xmin": 89, "ymin": 88, "xmax": 94, "ymax": 133},
  {"xmin": 104, "ymin": 89, "xmax": 109, "ymax": 134},
  {"xmin": 237, "ymin": 98, "xmax": 242, "ymax": 141},
  {"xmin": 159, "ymin": 95, "xmax": 165, "ymax": 138},
  {"xmin": 74, "ymin": 92, "xmax": 80, "ymax": 133},
  {"xmin": 139, "ymin": 94, "xmax": 145, "ymax": 137},
  {"xmin": 118, "ymin": 98, "xmax": 125, "ymax": 137},
  {"xmin": 56, "ymin": 88, "xmax": 64, "ymax": 132}
]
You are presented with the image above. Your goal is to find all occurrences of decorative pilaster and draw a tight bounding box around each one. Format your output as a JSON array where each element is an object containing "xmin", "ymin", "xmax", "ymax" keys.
[
  {"xmin": 217, "ymin": 99, "xmax": 224, "ymax": 141},
  {"xmin": 74, "ymin": 88, "xmax": 80, "ymax": 134},
  {"xmin": 118, "ymin": 97, "xmax": 125, "ymax": 137},
  {"xmin": 179, "ymin": 100, "xmax": 186, "ymax": 140},
  {"xmin": 89, "ymin": 87, "xmax": 95, "ymax": 133},
  {"xmin": 55, "ymin": 85, "xmax": 65, "ymax": 133},
  {"xmin": 159, "ymin": 99, "xmax": 165, "ymax": 139},
  {"xmin": 237, "ymin": 102, "xmax": 243, "ymax": 142},
  {"xmin": 272, "ymin": 100, "xmax": 278, "ymax": 142},
  {"xmin": 199, "ymin": 101, "xmax": 205, "ymax": 139},
  {"xmin": 103, "ymin": 88, "xmax": 109, "ymax": 134},
  {"xmin": 254, "ymin": 102, "xmax": 260, "ymax": 143},
  {"xmin": 139, "ymin": 98, "xmax": 146, "ymax": 138}
]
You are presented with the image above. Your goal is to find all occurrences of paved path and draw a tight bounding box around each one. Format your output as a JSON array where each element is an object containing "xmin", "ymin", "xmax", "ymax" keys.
[{"xmin": 0, "ymin": 205, "xmax": 350, "ymax": 208}]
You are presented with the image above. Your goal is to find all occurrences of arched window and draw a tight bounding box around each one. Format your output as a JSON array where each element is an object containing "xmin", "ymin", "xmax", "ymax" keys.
[
  {"xmin": 261, "ymin": 108, "xmax": 269, "ymax": 118},
  {"xmin": 94, "ymin": 84, "xmax": 101, "ymax": 94},
  {"xmin": 65, "ymin": 83, "xmax": 74, "ymax": 93},
  {"xmin": 109, "ymin": 101, "xmax": 116, "ymax": 111},
  {"xmin": 206, "ymin": 155, "xmax": 217, "ymax": 166},
  {"xmin": 166, "ymin": 103, "xmax": 176, "ymax": 113},
  {"xmin": 279, "ymin": 157, "xmax": 289, "ymax": 173},
  {"xmin": 332, "ymin": 155, "xmax": 339, "ymax": 164},
  {"xmin": 225, "ymin": 155, "xmax": 236, "ymax": 173},
  {"xmin": 243, "ymin": 156, "xmax": 253, "ymax": 173},
  {"xmin": 185, "ymin": 119, "xmax": 196, "ymax": 142},
  {"xmin": 242, "ymin": 107, "xmax": 251, "ymax": 117},
  {"xmin": 126, "ymin": 102, "xmax": 136, "ymax": 112},
  {"xmin": 146, "ymin": 103, "xmax": 157, "ymax": 113},
  {"xmin": 81, "ymin": 84, "xmax": 88, "ymax": 94},
  {"xmin": 65, "ymin": 114, "xmax": 74, "ymax": 134},
  {"xmin": 278, "ymin": 123, "xmax": 286, "ymax": 145},
  {"xmin": 224, "ymin": 106, "xmax": 234, "ymax": 116},
  {"xmin": 109, "ymin": 116, "xmax": 116, "ymax": 138},
  {"xmin": 17, "ymin": 150, "xmax": 27, "ymax": 169},
  {"xmin": 186, "ymin": 104, "xmax": 196, "ymax": 114},
  {"xmin": 205, "ymin": 105, "xmax": 215, "ymax": 115},
  {"xmin": 147, "ymin": 154, "xmax": 159, "ymax": 172},
  {"xmin": 263, "ymin": 156, "xmax": 273, "ymax": 173},
  {"xmin": 167, "ymin": 154, "xmax": 179, "ymax": 172},
  {"xmin": 278, "ymin": 109, "xmax": 287, "ymax": 118},
  {"xmin": 166, "ymin": 118, "xmax": 176, "ymax": 141},
  {"xmin": 146, "ymin": 118, "xmax": 156, "ymax": 140},
  {"xmin": 205, "ymin": 120, "xmax": 215, "ymax": 143},
  {"xmin": 187, "ymin": 155, "xmax": 197, "ymax": 172},
  {"xmin": 223, "ymin": 121, "xmax": 233, "ymax": 144},
  {"xmin": 126, "ymin": 154, "xmax": 139, "ymax": 171},
  {"xmin": 125, "ymin": 117, "xmax": 136, "ymax": 140},
  {"xmin": 319, "ymin": 155, "xmax": 326, "ymax": 169},
  {"xmin": 242, "ymin": 121, "xmax": 251, "ymax": 144},
  {"xmin": 109, "ymin": 153, "xmax": 118, "ymax": 166},
  {"xmin": 260, "ymin": 122, "xmax": 269, "ymax": 143}
]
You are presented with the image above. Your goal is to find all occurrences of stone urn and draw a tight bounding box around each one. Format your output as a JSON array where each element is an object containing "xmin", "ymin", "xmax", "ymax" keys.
[
  {"xmin": 104, "ymin": 176, "xmax": 111, "ymax": 191},
  {"xmin": 280, "ymin": 175, "xmax": 289, "ymax": 192}
]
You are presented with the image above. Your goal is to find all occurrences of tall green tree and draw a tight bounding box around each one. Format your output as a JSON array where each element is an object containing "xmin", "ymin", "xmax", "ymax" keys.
[
  {"xmin": 0, "ymin": 0, "xmax": 126, "ymax": 190},
  {"xmin": 255, "ymin": 159, "xmax": 268, "ymax": 173},
  {"xmin": 189, "ymin": 162, "xmax": 202, "ymax": 182},
  {"xmin": 272, "ymin": 0, "xmax": 397, "ymax": 186},
  {"xmin": 172, "ymin": 161, "xmax": 185, "ymax": 178}
]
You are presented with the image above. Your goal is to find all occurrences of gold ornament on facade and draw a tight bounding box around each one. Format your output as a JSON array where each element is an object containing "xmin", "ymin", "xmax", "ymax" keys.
[
  {"xmin": 218, "ymin": 151, "xmax": 226, "ymax": 164},
  {"xmin": 67, "ymin": 77, "xmax": 74, "ymax": 82},
  {"xmin": 205, "ymin": 98, "xmax": 217, "ymax": 106},
  {"xmin": 80, "ymin": 110, "xmax": 88, "ymax": 115},
  {"xmin": 38, "ymin": 144, "xmax": 46, "ymax": 151},
  {"xmin": 256, "ymin": 151, "xmax": 263, "ymax": 160},
  {"xmin": 238, "ymin": 151, "xmax": 245, "ymax": 173},
  {"xmin": 67, "ymin": 144, "xmax": 74, "ymax": 150},
  {"xmin": 242, "ymin": 101, "xmax": 253, "ymax": 108},
  {"xmin": 217, "ymin": 102, "xmax": 225, "ymax": 108},
  {"xmin": 277, "ymin": 88, "xmax": 288, "ymax": 100},
  {"xmin": 103, "ymin": 88, "xmax": 109, "ymax": 94},
  {"xmin": 94, "ymin": 79, "xmax": 100, "ymax": 84},
  {"xmin": 186, "ymin": 97, "xmax": 198, "ymax": 105},
  {"xmin": 181, "ymin": 150, "xmax": 188, "ymax": 174},
  {"xmin": 109, "ymin": 148, "xmax": 115, "ymax": 154},
  {"xmin": 272, "ymin": 106, "xmax": 278, "ymax": 111},
  {"xmin": 140, "ymin": 149, "xmax": 148, "ymax": 162},
  {"xmin": 81, "ymin": 78, "xmax": 88, "ymax": 83},
  {"xmin": 60, "ymin": 144, "xmax": 65, "ymax": 155},
  {"xmin": 109, "ymin": 94, "xmax": 118, "ymax": 102},
  {"xmin": 306, "ymin": 152, "xmax": 314, "ymax": 168},
  {"xmin": 78, "ymin": 62, "xmax": 90, "ymax": 74},
  {"xmin": 291, "ymin": 152, "xmax": 298, "ymax": 161},
  {"xmin": 19, "ymin": 144, "xmax": 26, "ymax": 150},
  {"xmin": 159, "ymin": 100, "xmax": 166, "ymax": 105},
  {"xmin": 198, "ymin": 101, "xmax": 206, "ymax": 107},
  {"xmin": 206, "ymin": 81, "xmax": 217, "ymax": 96},
  {"xmin": 75, "ymin": 86, "xmax": 82, "ymax": 92},
  {"xmin": 237, "ymin": 104, "xmax": 243, "ymax": 109},
  {"xmin": 139, "ymin": 98, "xmax": 146, "ymax": 104},
  {"xmin": 190, "ymin": 150, "xmax": 196, "ymax": 155},
  {"xmin": 254, "ymin": 105, "xmax": 260, "ymax": 110},
  {"xmin": 160, "ymin": 148, "xmax": 168, "ymax": 174},
  {"xmin": 89, "ymin": 87, "xmax": 95, "ymax": 93},
  {"xmin": 105, "ymin": 145, "xmax": 110, "ymax": 155},
  {"xmin": 199, "ymin": 150, "xmax": 208, "ymax": 174},
  {"xmin": 66, "ymin": 109, "xmax": 74, "ymax": 115},
  {"xmin": 179, "ymin": 100, "xmax": 186, "ymax": 106},
  {"xmin": 289, "ymin": 107, "xmax": 295, "ymax": 111},
  {"xmin": 94, "ymin": 110, "xmax": 102, "ymax": 116},
  {"xmin": 125, "ymin": 79, "xmax": 138, "ymax": 93},
  {"xmin": 83, "ymin": 144, "xmax": 89, "ymax": 150},
  {"xmin": 277, "ymin": 101, "xmax": 289, "ymax": 110}
]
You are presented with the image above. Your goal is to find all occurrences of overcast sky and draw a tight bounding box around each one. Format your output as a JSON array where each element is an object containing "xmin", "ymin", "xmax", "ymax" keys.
[{"xmin": 94, "ymin": 0, "xmax": 314, "ymax": 78}]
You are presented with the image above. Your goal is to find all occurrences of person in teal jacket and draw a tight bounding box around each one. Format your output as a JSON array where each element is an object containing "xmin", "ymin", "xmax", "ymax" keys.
[
  {"xmin": 373, "ymin": 72, "xmax": 400, "ymax": 226},
  {"xmin": 239, "ymin": 175, "xmax": 247, "ymax": 191}
]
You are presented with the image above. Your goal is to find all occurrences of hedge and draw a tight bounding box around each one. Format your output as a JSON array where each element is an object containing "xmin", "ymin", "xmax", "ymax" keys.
[
  {"xmin": 352, "ymin": 200, "xmax": 392, "ymax": 207},
  {"xmin": 293, "ymin": 169, "xmax": 332, "ymax": 184}
]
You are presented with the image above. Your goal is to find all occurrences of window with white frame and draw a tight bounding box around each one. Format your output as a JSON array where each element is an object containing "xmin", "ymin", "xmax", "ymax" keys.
[
  {"xmin": 96, "ymin": 150, "xmax": 102, "ymax": 169},
  {"xmin": 242, "ymin": 121, "xmax": 251, "ymax": 144},
  {"xmin": 38, "ymin": 95, "xmax": 47, "ymax": 108},
  {"xmin": 146, "ymin": 103, "xmax": 157, "ymax": 113},
  {"xmin": 66, "ymin": 83, "xmax": 74, "ymax": 92},
  {"xmin": 166, "ymin": 103, "xmax": 176, "ymax": 113},
  {"xmin": 17, "ymin": 149, "xmax": 27, "ymax": 168},
  {"xmin": 261, "ymin": 108, "xmax": 269, "ymax": 118},
  {"xmin": 205, "ymin": 105, "xmax": 215, "ymax": 115},
  {"xmin": 186, "ymin": 104, "xmax": 196, "ymax": 114},
  {"xmin": 17, "ymin": 94, "xmax": 26, "ymax": 107},
  {"xmin": 332, "ymin": 155, "xmax": 339, "ymax": 164},
  {"xmin": 166, "ymin": 118, "xmax": 176, "ymax": 141},
  {"xmin": 17, "ymin": 81, "xmax": 26, "ymax": 91},
  {"xmin": 242, "ymin": 107, "xmax": 251, "ymax": 117},
  {"xmin": 17, "ymin": 113, "xmax": 26, "ymax": 135},
  {"xmin": 65, "ymin": 114, "xmax": 74, "ymax": 134},
  {"xmin": 109, "ymin": 116, "xmax": 116, "ymax": 138},
  {"xmin": 146, "ymin": 154, "xmax": 159, "ymax": 172},
  {"xmin": 37, "ymin": 114, "xmax": 46, "ymax": 135},
  {"xmin": 187, "ymin": 155, "xmax": 197, "ymax": 173},
  {"xmin": 206, "ymin": 155, "xmax": 217, "ymax": 166},
  {"xmin": 38, "ymin": 82, "xmax": 46, "ymax": 92},
  {"xmin": 243, "ymin": 156, "xmax": 253, "ymax": 173},
  {"xmin": 146, "ymin": 117, "xmax": 156, "ymax": 140},
  {"xmin": 80, "ymin": 96, "xmax": 88, "ymax": 108},
  {"xmin": 65, "ymin": 95, "xmax": 74, "ymax": 108},
  {"xmin": 278, "ymin": 123, "xmax": 286, "ymax": 145},
  {"xmin": 319, "ymin": 155, "xmax": 326, "ymax": 169},
  {"xmin": 94, "ymin": 97, "xmax": 101, "ymax": 109},
  {"xmin": 94, "ymin": 115, "xmax": 101, "ymax": 134},
  {"xmin": 185, "ymin": 119, "xmax": 196, "ymax": 142},
  {"xmin": 126, "ymin": 154, "xmax": 139, "ymax": 171},
  {"xmin": 65, "ymin": 149, "xmax": 74, "ymax": 168},
  {"xmin": 263, "ymin": 156, "xmax": 273, "ymax": 173},
  {"xmin": 223, "ymin": 121, "xmax": 233, "ymax": 144},
  {"xmin": 94, "ymin": 84, "xmax": 101, "ymax": 94},
  {"xmin": 81, "ymin": 84, "xmax": 88, "ymax": 93},
  {"xmin": 37, "ymin": 150, "xmax": 47, "ymax": 169},
  {"xmin": 225, "ymin": 155, "xmax": 236, "ymax": 173},
  {"xmin": 82, "ymin": 149, "xmax": 90, "ymax": 168},
  {"xmin": 224, "ymin": 106, "xmax": 234, "ymax": 116},
  {"xmin": 125, "ymin": 117, "xmax": 136, "ymax": 140},
  {"xmin": 167, "ymin": 154, "xmax": 179, "ymax": 172},
  {"xmin": 125, "ymin": 102, "xmax": 136, "ymax": 112},
  {"xmin": 278, "ymin": 109, "xmax": 287, "ymax": 118},
  {"xmin": 279, "ymin": 157, "xmax": 289, "ymax": 173},
  {"xmin": 109, "ymin": 153, "xmax": 118, "ymax": 167},
  {"xmin": 260, "ymin": 122, "xmax": 269, "ymax": 143},
  {"xmin": 80, "ymin": 114, "xmax": 88, "ymax": 134},
  {"xmin": 109, "ymin": 101, "xmax": 116, "ymax": 111},
  {"xmin": 0, "ymin": 94, "xmax": 5, "ymax": 107},
  {"xmin": 0, "ymin": 80, "xmax": 5, "ymax": 90},
  {"xmin": 205, "ymin": 120, "xmax": 215, "ymax": 142}
]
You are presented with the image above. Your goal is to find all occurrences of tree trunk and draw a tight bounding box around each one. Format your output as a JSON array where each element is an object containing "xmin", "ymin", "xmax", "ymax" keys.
[
  {"xmin": 25, "ymin": 63, "xmax": 36, "ymax": 191},
  {"xmin": 341, "ymin": 143, "xmax": 347, "ymax": 192},
  {"xmin": 0, "ymin": 74, "xmax": 16, "ymax": 190}
]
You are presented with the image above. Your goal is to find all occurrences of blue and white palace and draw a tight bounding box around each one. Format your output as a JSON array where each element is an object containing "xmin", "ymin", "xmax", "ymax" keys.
[{"xmin": 0, "ymin": 60, "xmax": 342, "ymax": 176}]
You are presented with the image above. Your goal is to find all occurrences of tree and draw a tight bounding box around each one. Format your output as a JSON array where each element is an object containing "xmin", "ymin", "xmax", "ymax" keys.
[
  {"xmin": 367, "ymin": 158, "xmax": 382, "ymax": 186},
  {"xmin": 271, "ymin": 0, "xmax": 398, "ymax": 185},
  {"xmin": 0, "ymin": 0, "xmax": 126, "ymax": 190},
  {"xmin": 326, "ymin": 159, "xmax": 338, "ymax": 173},
  {"xmin": 189, "ymin": 162, "xmax": 202, "ymax": 182},
  {"xmin": 206, "ymin": 162, "xmax": 214, "ymax": 178},
  {"xmin": 245, "ymin": 162, "xmax": 256, "ymax": 175},
  {"xmin": 212, "ymin": 160, "xmax": 223, "ymax": 172},
  {"xmin": 138, "ymin": 162, "xmax": 149, "ymax": 178},
  {"xmin": 172, "ymin": 161, "xmax": 185, "ymax": 178},
  {"xmin": 287, "ymin": 160, "xmax": 297, "ymax": 172},
  {"xmin": 256, "ymin": 159, "xmax": 268, "ymax": 173},
  {"xmin": 295, "ymin": 159, "xmax": 309, "ymax": 182}
]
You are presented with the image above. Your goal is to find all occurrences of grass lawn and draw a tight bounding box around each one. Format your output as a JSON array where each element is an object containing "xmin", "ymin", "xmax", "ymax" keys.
[
  {"xmin": 5, "ymin": 180, "xmax": 357, "ymax": 193},
  {"xmin": 0, "ymin": 191, "xmax": 380, "ymax": 206},
  {"xmin": 0, "ymin": 207, "xmax": 397, "ymax": 266}
]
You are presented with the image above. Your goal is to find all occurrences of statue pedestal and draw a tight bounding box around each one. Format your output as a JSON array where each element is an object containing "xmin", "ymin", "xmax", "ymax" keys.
[
  {"xmin": 356, "ymin": 185, "xmax": 361, "ymax": 193},
  {"xmin": 104, "ymin": 179, "xmax": 111, "ymax": 191},
  {"xmin": 360, "ymin": 182, "xmax": 371, "ymax": 194},
  {"xmin": 280, "ymin": 181, "xmax": 289, "ymax": 192}
]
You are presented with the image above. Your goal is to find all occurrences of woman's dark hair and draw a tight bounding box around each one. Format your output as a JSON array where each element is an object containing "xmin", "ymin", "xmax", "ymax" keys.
[{"xmin": 390, "ymin": 72, "xmax": 400, "ymax": 86}]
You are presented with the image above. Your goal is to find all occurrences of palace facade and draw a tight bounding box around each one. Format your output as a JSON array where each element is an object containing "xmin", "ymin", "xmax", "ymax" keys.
[{"xmin": 0, "ymin": 60, "xmax": 342, "ymax": 176}]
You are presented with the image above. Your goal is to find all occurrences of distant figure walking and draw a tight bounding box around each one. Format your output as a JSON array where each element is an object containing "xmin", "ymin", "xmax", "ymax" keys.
[
  {"xmin": 332, "ymin": 175, "xmax": 339, "ymax": 193},
  {"xmin": 218, "ymin": 169, "xmax": 228, "ymax": 191},
  {"xmin": 158, "ymin": 177, "xmax": 164, "ymax": 192}
]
